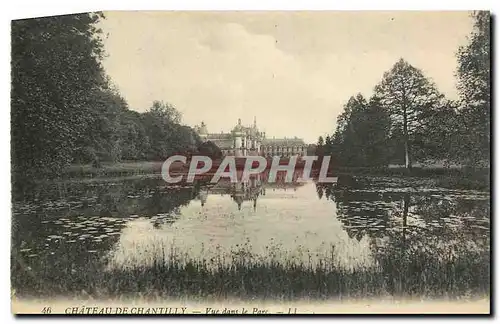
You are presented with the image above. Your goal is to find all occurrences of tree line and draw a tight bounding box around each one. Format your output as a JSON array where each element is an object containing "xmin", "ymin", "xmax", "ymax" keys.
[
  {"xmin": 317, "ymin": 11, "xmax": 490, "ymax": 169},
  {"xmin": 11, "ymin": 13, "xmax": 205, "ymax": 187},
  {"xmin": 11, "ymin": 11, "xmax": 490, "ymax": 190}
]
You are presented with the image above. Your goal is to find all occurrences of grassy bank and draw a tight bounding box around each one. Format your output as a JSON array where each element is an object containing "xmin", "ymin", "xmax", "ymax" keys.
[
  {"xmin": 336, "ymin": 166, "xmax": 490, "ymax": 191},
  {"xmin": 62, "ymin": 162, "xmax": 490, "ymax": 189},
  {"xmin": 63, "ymin": 161, "xmax": 164, "ymax": 178},
  {"xmin": 12, "ymin": 245, "xmax": 490, "ymax": 301}
]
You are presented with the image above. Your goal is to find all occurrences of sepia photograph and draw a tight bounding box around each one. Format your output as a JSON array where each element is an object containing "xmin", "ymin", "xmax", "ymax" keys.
[{"xmin": 10, "ymin": 9, "xmax": 491, "ymax": 315}]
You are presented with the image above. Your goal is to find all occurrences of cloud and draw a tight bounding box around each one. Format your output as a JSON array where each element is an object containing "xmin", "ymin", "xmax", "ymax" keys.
[{"xmin": 99, "ymin": 11, "xmax": 473, "ymax": 143}]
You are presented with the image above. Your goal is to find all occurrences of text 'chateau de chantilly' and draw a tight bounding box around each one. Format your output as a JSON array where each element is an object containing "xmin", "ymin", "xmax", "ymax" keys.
[{"xmin": 194, "ymin": 117, "xmax": 308, "ymax": 158}]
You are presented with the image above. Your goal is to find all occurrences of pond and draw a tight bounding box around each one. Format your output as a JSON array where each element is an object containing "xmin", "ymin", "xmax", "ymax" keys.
[{"xmin": 11, "ymin": 174, "xmax": 490, "ymax": 300}]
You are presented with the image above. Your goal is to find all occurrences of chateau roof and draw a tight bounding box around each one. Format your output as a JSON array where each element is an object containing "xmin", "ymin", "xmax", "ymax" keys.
[
  {"xmin": 206, "ymin": 133, "xmax": 233, "ymax": 140},
  {"xmin": 261, "ymin": 138, "xmax": 306, "ymax": 146}
]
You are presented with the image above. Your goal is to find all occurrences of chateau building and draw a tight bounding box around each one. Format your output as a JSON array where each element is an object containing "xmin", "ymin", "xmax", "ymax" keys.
[
  {"xmin": 194, "ymin": 118, "xmax": 307, "ymax": 157},
  {"xmin": 195, "ymin": 169, "xmax": 305, "ymax": 210}
]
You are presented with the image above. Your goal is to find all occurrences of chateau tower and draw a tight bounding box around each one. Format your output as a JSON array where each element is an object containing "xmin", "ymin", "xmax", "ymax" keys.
[
  {"xmin": 198, "ymin": 121, "xmax": 208, "ymax": 142},
  {"xmin": 232, "ymin": 118, "xmax": 244, "ymax": 157},
  {"xmin": 195, "ymin": 118, "xmax": 306, "ymax": 158}
]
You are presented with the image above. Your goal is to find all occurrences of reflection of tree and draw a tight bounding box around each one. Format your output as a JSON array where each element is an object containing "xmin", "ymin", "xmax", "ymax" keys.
[
  {"xmin": 411, "ymin": 194, "xmax": 490, "ymax": 239},
  {"xmin": 374, "ymin": 192, "xmax": 489, "ymax": 295},
  {"xmin": 317, "ymin": 179, "xmax": 490, "ymax": 295},
  {"xmin": 317, "ymin": 182, "xmax": 392, "ymax": 242},
  {"xmin": 12, "ymin": 177, "xmax": 201, "ymax": 234},
  {"xmin": 316, "ymin": 185, "xmax": 324, "ymax": 200},
  {"xmin": 12, "ymin": 212, "xmax": 124, "ymax": 296},
  {"xmin": 12, "ymin": 176, "xmax": 208, "ymax": 296}
]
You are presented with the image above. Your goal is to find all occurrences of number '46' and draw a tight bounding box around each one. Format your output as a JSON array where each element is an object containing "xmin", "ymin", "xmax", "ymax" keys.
[{"xmin": 41, "ymin": 307, "xmax": 51, "ymax": 314}]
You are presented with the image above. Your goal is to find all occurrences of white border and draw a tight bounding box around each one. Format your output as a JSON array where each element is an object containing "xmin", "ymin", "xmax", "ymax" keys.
[{"xmin": 2, "ymin": 0, "xmax": 499, "ymax": 20}]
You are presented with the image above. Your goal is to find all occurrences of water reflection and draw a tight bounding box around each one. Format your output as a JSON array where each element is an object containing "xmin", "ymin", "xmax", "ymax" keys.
[
  {"xmin": 107, "ymin": 171, "xmax": 372, "ymax": 272},
  {"xmin": 11, "ymin": 177, "xmax": 202, "ymax": 284},
  {"xmin": 195, "ymin": 169, "xmax": 305, "ymax": 211},
  {"xmin": 316, "ymin": 178, "xmax": 490, "ymax": 246},
  {"xmin": 316, "ymin": 177, "xmax": 490, "ymax": 291},
  {"xmin": 11, "ymin": 173, "xmax": 490, "ymax": 297}
]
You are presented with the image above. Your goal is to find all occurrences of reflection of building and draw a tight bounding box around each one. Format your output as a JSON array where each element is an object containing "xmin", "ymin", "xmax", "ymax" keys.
[
  {"xmin": 194, "ymin": 117, "xmax": 307, "ymax": 157},
  {"xmin": 195, "ymin": 170, "xmax": 305, "ymax": 210},
  {"xmin": 230, "ymin": 177, "xmax": 263, "ymax": 211},
  {"xmin": 195, "ymin": 176, "xmax": 264, "ymax": 211}
]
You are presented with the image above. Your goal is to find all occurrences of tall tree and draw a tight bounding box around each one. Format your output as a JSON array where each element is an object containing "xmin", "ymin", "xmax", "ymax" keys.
[
  {"xmin": 197, "ymin": 141, "xmax": 223, "ymax": 159},
  {"xmin": 456, "ymin": 11, "xmax": 491, "ymax": 165},
  {"xmin": 11, "ymin": 12, "xmax": 204, "ymax": 190},
  {"xmin": 74, "ymin": 86, "xmax": 128, "ymax": 163},
  {"xmin": 119, "ymin": 110, "xmax": 150, "ymax": 161},
  {"xmin": 334, "ymin": 94, "xmax": 369, "ymax": 166},
  {"xmin": 11, "ymin": 12, "xmax": 107, "ymax": 184},
  {"xmin": 317, "ymin": 136, "xmax": 324, "ymax": 147},
  {"xmin": 411, "ymin": 99, "xmax": 460, "ymax": 164},
  {"xmin": 324, "ymin": 135, "xmax": 333, "ymax": 155},
  {"xmin": 374, "ymin": 59, "xmax": 444, "ymax": 169},
  {"xmin": 315, "ymin": 136, "xmax": 325, "ymax": 158},
  {"xmin": 149, "ymin": 100, "xmax": 182, "ymax": 124},
  {"xmin": 363, "ymin": 96, "xmax": 392, "ymax": 166},
  {"xmin": 142, "ymin": 101, "xmax": 186, "ymax": 160},
  {"xmin": 331, "ymin": 94, "xmax": 391, "ymax": 167}
]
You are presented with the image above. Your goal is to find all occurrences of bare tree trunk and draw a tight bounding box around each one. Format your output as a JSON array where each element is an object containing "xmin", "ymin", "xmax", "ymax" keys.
[
  {"xmin": 402, "ymin": 193, "xmax": 409, "ymax": 243},
  {"xmin": 400, "ymin": 192, "xmax": 410, "ymax": 295},
  {"xmin": 404, "ymin": 140, "xmax": 411, "ymax": 169},
  {"xmin": 403, "ymin": 106, "xmax": 411, "ymax": 169}
]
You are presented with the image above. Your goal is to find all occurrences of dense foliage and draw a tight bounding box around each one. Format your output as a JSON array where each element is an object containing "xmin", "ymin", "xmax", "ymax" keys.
[
  {"xmin": 11, "ymin": 11, "xmax": 491, "ymax": 189},
  {"xmin": 11, "ymin": 13, "xmax": 201, "ymax": 188},
  {"xmin": 320, "ymin": 12, "xmax": 490, "ymax": 169},
  {"xmin": 455, "ymin": 11, "xmax": 491, "ymax": 165}
]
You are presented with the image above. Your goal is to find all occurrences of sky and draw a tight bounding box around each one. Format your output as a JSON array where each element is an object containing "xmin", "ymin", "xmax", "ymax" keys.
[{"xmin": 99, "ymin": 11, "xmax": 474, "ymax": 143}]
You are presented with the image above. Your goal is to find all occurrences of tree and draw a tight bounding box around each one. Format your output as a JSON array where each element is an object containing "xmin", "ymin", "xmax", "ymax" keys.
[
  {"xmin": 170, "ymin": 124, "xmax": 201, "ymax": 155},
  {"xmin": 315, "ymin": 136, "xmax": 325, "ymax": 158},
  {"xmin": 141, "ymin": 100, "xmax": 200, "ymax": 161},
  {"xmin": 197, "ymin": 141, "xmax": 223, "ymax": 159},
  {"xmin": 411, "ymin": 99, "xmax": 460, "ymax": 164},
  {"xmin": 149, "ymin": 100, "xmax": 182, "ymax": 124},
  {"xmin": 11, "ymin": 12, "xmax": 108, "ymax": 186},
  {"xmin": 74, "ymin": 86, "xmax": 128, "ymax": 163},
  {"xmin": 11, "ymin": 13, "xmax": 204, "ymax": 188},
  {"xmin": 324, "ymin": 135, "xmax": 332, "ymax": 155},
  {"xmin": 375, "ymin": 59, "xmax": 444, "ymax": 169},
  {"xmin": 306, "ymin": 144, "xmax": 317, "ymax": 156},
  {"xmin": 330, "ymin": 94, "xmax": 391, "ymax": 167},
  {"xmin": 333, "ymin": 94, "xmax": 369, "ymax": 166},
  {"xmin": 317, "ymin": 136, "xmax": 324, "ymax": 147},
  {"xmin": 363, "ymin": 96, "xmax": 392, "ymax": 166},
  {"xmin": 455, "ymin": 11, "xmax": 491, "ymax": 165},
  {"xmin": 119, "ymin": 110, "xmax": 150, "ymax": 161}
]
